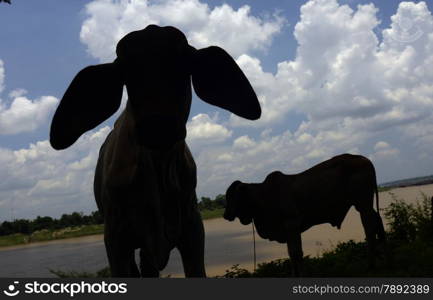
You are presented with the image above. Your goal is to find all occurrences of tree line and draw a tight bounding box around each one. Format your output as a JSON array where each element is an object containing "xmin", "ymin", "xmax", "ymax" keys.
[
  {"xmin": 198, "ymin": 194, "xmax": 225, "ymax": 211},
  {"xmin": 0, "ymin": 195, "xmax": 225, "ymax": 236},
  {"xmin": 0, "ymin": 211, "xmax": 103, "ymax": 236}
]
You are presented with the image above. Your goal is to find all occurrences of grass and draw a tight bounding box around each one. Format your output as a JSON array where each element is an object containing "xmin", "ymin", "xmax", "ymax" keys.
[
  {"xmin": 378, "ymin": 186, "xmax": 393, "ymax": 192},
  {"xmin": 0, "ymin": 208, "xmax": 223, "ymax": 248},
  {"xmin": 0, "ymin": 224, "xmax": 104, "ymax": 248},
  {"xmin": 0, "ymin": 233, "xmax": 29, "ymax": 247},
  {"xmin": 200, "ymin": 208, "xmax": 224, "ymax": 220}
]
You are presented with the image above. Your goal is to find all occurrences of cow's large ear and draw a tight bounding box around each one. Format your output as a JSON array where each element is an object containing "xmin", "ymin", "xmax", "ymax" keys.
[
  {"xmin": 50, "ymin": 62, "xmax": 124, "ymax": 150},
  {"xmin": 191, "ymin": 46, "xmax": 261, "ymax": 120}
]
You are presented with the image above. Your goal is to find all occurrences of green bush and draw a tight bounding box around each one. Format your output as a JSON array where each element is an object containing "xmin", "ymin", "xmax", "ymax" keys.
[{"xmin": 384, "ymin": 192, "xmax": 432, "ymax": 242}]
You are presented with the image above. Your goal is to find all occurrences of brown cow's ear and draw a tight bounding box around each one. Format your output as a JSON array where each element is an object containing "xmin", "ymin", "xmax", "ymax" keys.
[
  {"xmin": 50, "ymin": 62, "xmax": 124, "ymax": 150},
  {"xmin": 191, "ymin": 46, "xmax": 261, "ymax": 120}
]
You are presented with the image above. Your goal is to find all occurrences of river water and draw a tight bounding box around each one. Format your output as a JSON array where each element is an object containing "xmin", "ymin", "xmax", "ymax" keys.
[{"xmin": 1, "ymin": 184, "xmax": 432, "ymax": 277}]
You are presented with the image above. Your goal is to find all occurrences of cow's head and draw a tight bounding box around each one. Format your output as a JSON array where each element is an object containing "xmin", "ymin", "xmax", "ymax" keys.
[
  {"xmin": 223, "ymin": 180, "xmax": 254, "ymax": 225},
  {"xmin": 49, "ymin": 24, "xmax": 261, "ymax": 150}
]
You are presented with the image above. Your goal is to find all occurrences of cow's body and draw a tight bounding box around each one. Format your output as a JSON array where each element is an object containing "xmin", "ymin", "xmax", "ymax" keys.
[{"xmin": 94, "ymin": 107, "xmax": 204, "ymax": 276}]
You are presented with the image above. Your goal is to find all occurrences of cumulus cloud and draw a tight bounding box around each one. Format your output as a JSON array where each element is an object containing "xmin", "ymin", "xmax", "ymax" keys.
[
  {"xmin": 233, "ymin": 1, "xmax": 433, "ymax": 131},
  {"xmin": 0, "ymin": 60, "xmax": 59, "ymax": 135},
  {"xmin": 371, "ymin": 141, "xmax": 399, "ymax": 161},
  {"xmin": 0, "ymin": 126, "xmax": 111, "ymax": 220},
  {"xmin": 0, "ymin": 95, "xmax": 59, "ymax": 135},
  {"xmin": 80, "ymin": 0, "xmax": 284, "ymax": 61},
  {"xmin": 233, "ymin": 135, "xmax": 256, "ymax": 149},
  {"xmin": 186, "ymin": 113, "xmax": 232, "ymax": 146}
]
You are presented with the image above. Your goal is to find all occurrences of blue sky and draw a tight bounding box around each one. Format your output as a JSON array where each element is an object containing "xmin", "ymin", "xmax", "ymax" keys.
[{"xmin": 0, "ymin": 0, "xmax": 432, "ymax": 220}]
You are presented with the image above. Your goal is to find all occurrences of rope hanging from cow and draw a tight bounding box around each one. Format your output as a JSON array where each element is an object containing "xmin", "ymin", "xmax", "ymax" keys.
[{"xmin": 252, "ymin": 221, "xmax": 257, "ymax": 272}]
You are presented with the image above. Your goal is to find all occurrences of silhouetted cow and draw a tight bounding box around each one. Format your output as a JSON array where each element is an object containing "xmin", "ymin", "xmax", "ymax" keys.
[
  {"xmin": 50, "ymin": 25, "xmax": 261, "ymax": 277},
  {"xmin": 224, "ymin": 154, "xmax": 385, "ymax": 276}
]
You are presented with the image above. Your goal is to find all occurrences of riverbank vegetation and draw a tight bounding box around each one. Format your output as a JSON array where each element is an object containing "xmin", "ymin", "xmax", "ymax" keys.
[
  {"xmin": 0, "ymin": 195, "xmax": 225, "ymax": 248},
  {"xmin": 0, "ymin": 211, "xmax": 104, "ymax": 247}
]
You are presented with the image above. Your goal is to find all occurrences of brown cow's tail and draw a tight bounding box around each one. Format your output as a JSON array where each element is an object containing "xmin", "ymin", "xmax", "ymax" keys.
[
  {"xmin": 372, "ymin": 163, "xmax": 386, "ymax": 242},
  {"xmin": 372, "ymin": 164, "xmax": 380, "ymax": 214}
]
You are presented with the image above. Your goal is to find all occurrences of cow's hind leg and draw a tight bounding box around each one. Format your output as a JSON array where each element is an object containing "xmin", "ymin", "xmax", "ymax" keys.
[
  {"xmin": 177, "ymin": 207, "xmax": 206, "ymax": 277},
  {"xmin": 374, "ymin": 211, "xmax": 391, "ymax": 266},
  {"xmin": 356, "ymin": 207, "xmax": 379, "ymax": 269},
  {"xmin": 375, "ymin": 211, "xmax": 386, "ymax": 242}
]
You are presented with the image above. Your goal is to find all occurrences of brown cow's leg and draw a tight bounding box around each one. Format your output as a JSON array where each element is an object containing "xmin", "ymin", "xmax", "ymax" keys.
[
  {"xmin": 139, "ymin": 249, "xmax": 160, "ymax": 277},
  {"xmin": 105, "ymin": 237, "xmax": 140, "ymax": 277},
  {"xmin": 374, "ymin": 210, "xmax": 391, "ymax": 267},
  {"xmin": 287, "ymin": 231, "xmax": 303, "ymax": 277},
  {"xmin": 375, "ymin": 211, "xmax": 386, "ymax": 242},
  {"xmin": 177, "ymin": 208, "xmax": 206, "ymax": 277},
  {"xmin": 358, "ymin": 208, "xmax": 378, "ymax": 269}
]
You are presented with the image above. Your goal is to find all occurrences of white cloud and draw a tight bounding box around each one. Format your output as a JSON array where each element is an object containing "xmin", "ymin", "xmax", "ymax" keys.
[
  {"xmin": 371, "ymin": 141, "xmax": 399, "ymax": 161},
  {"xmin": 374, "ymin": 141, "xmax": 390, "ymax": 151},
  {"xmin": 0, "ymin": 126, "xmax": 111, "ymax": 220},
  {"xmin": 8, "ymin": 88, "xmax": 27, "ymax": 99},
  {"xmin": 234, "ymin": 1, "xmax": 433, "ymax": 132},
  {"xmin": 233, "ymin": 135, "xmax": 256, "ymax": 149},
  {"xmin": 80, "ymin": 0, "xmax": 284, "ymax": 61},
  {"xmin": 0, "ymin": 60, "xmax": 59, "ymax": 135},
  {"xmin": 186, "ymin": 113, "xmax": 232, "ymax": 145},
  {"xmin": 0, "ymin": 96, "xmax": 59, "ymax": 135},
  {"xmin": 382, "ymin": 1, "xmax": 431, "ymax": 46}
]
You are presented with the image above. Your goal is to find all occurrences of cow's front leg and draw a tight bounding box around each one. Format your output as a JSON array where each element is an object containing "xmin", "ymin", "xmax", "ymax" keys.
[
  {"xmin": 104, "ymin": 234, "xmax": 140, "ymax": 277},
  {"xmin": 287, "ymin": 230, "xmax": 303, "ymax": 277},
  {"xmin": 177, "ymin": 207, "xmax": 206, "ymax": 277},
  {"xmin": 139, "ymin": 249, "xmax": 160, "ymax": 277}
]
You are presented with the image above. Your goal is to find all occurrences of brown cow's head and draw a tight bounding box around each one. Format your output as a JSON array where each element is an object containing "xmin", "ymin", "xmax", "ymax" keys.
[
  {"xmin": 50, "ymin": 25, "xmax": 261, "ymax": 150},
  {"xmin": 224, "ymin": 180, "xmax": 253, "ymax": 225}
]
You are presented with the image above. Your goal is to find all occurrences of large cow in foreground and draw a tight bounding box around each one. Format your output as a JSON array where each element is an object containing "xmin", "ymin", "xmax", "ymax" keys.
[
  {"xmin": 50, "ymin": 25, "xmax": 261, "ymax": 277},
  {"xmin": 224, "ymin": 154, "xmax": 386, "ymax": 276}
]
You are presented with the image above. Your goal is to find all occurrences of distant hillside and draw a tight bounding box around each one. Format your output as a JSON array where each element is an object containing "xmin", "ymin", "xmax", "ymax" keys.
[{"xmin": 380, "ymin": 175, "xmax": 433, "ymax": 189}]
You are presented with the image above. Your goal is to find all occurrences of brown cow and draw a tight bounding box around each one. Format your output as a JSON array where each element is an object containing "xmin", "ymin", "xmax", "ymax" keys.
[
  {"xmin": 224, "ymin": 154, "xmax": 386, "ymax": 276},
  {"xmin": 50, "ymin": 25, "xmax": 261, "ymax": 277}
]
